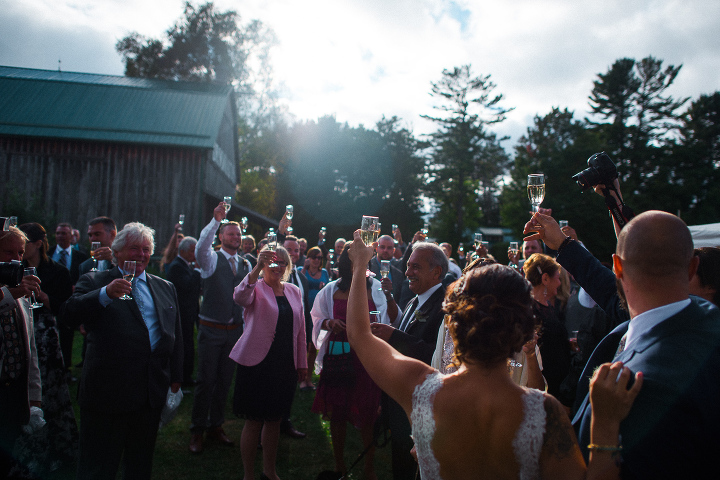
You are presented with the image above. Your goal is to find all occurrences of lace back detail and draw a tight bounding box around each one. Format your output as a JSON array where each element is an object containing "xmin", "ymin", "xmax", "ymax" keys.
[
  {"xmin": 512, "ymin": 389, "xmax": 547, "ymax": 480},
  {"xmin": 411, "ymin": 371, "xmax": 444, "ymax": 480}
]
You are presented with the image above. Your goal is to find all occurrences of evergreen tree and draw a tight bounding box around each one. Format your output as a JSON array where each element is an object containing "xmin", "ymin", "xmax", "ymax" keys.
[{"xmin": 422, "ymin": 65, "xmax": 512, "ymax": 246}]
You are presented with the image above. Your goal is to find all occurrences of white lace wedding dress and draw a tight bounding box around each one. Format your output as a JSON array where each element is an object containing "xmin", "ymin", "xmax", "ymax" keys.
[{"xmin": 411, "ymin": 371, "xmax": 547, "ymax": 480}]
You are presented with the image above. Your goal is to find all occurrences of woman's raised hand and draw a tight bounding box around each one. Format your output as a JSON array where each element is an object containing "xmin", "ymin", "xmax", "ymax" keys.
[
  {"xmin": 589, "ymin": 361, "xmax": 643, "ymax": 424},
  {"xmin": 349, "ymin": 229, "xmax": 376, "ymax": 271}
]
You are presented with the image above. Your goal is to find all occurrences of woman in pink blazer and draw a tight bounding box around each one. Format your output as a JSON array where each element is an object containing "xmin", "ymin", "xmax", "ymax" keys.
[{"xmin": 230, "ymin": 246, "xmax": 307, "ymax": 480}]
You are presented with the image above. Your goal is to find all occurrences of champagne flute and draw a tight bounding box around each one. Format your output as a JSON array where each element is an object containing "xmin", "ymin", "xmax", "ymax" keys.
[
  {"xmin": 267, "ymin": 229, "xmax": 278, "ymax": 268},
  {"xmin": 508, "ymin": 241, "xmax": 519, "ymax": 268},
  {"xmin": 360, "ymin": 216, "xmax": 380, "ymax": 246},
  {"xmin": 421, "ymin": 223, "xmax": 429, "ymax": 236},
  {"xmin": 285, "ymin": 205, "xmax": 294, "ymax": 220},
  {"xmin": 320, "ymin": 226, "xmax": 326, "ymax": 239},
  {"xmin": 240, "ymin": 217, "xmax": 248, "ymax": 233},
  {"xmin": 559, "ymin": 220, "xmax": 568, "ymax": 229},
  {"xmin": 8, "ymin": 216, "xmax": 18, "ymax": 228},
  {"xmin": 90, "ymin": 242, "xmax": 101, "ymax": 271},
  {"xmin": 120, "ymin": 261, "xmax": 136, "ymax": 300},
  {"xmin": 23, "ymin": 267, "xmax": 43, "ymax": 309},
  {"xmin": 178, "ymin": 214, "xmax": 185, "ymax": 232},
  {"xmin": 527, "ymin": 174, "xmax": 545, "ymax": 213},
  {"xmin": 474, "ymin": 233, "xmax": 483, "ymax": 249},
  {"xmin": 378, "ymin": 260, "xmax": 391, "ymax": 291},
  {"xmin": 222, "ymin": 196, "xmax": 232, "ymax": 223}
]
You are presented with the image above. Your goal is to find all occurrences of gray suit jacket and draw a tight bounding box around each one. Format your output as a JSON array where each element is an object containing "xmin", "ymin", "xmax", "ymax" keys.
[{"xmin": 64, "ymin": 267, "xmax": 183, "ymax": 412}]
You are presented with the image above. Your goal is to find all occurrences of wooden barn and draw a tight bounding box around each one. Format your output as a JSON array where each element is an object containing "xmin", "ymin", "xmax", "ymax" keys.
[{"xmin": 0, "ymin": 65, "xmax": 276, "ymax": 245}]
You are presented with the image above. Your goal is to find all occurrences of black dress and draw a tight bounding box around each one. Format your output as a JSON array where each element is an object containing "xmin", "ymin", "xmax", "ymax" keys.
[{"xmin": 233, "ymin": 296, "xmax": 297, "ymax": 421}]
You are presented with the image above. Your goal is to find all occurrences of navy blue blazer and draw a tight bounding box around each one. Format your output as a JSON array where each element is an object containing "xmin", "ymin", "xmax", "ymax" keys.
[{"xmin": 572, "ymin": 298, "xmax": 720, "ymax": 479}]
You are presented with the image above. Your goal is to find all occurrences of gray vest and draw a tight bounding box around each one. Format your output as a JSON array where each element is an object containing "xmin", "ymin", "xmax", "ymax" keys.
[{"xmin": 200, "ymin": 253, "xmax": 249, "ymax": 324}]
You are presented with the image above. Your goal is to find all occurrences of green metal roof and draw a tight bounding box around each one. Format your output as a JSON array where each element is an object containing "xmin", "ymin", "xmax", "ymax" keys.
[{"xmin": 0, "ymin": 66, "xmax": 234, "ymax": 149}]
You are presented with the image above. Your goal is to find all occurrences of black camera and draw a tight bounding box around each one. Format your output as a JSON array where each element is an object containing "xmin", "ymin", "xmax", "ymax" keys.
[
  {"xmin": 0, "ymin": 260, "xmax": 24, "ymax": 288},
  {"xmin": 572, "ymin": 152, "xmax": 618, "ymax": 191}
]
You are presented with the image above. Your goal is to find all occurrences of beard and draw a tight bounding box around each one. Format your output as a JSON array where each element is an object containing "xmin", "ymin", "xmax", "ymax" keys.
[{"xmin": 616, "ymin": 277, "xmax": 629, "ymax": 313}]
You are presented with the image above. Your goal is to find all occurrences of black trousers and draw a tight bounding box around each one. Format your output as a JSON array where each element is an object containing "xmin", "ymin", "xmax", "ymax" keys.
[
  {"xmin": 0, "ymin": 380, "xmax": 26, "ymax": 477},
  {"xmin": 77, "ymin": 404, "xmax": 162, "ymax": 480}
]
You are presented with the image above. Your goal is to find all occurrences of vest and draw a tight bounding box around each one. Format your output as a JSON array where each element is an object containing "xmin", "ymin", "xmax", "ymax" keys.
[{"xmin": 199, "ymin": 253, "xmax": 249, "ymax": 325}]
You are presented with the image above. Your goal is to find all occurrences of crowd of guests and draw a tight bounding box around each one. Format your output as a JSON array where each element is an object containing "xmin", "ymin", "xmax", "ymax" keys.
[{"xmin": 2, "ymin": 170, "xmax": 720, "ymax": 480}]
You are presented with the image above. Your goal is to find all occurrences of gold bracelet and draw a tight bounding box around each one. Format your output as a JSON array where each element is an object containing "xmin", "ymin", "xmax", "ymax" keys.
[{"xmin": 587, "ymin": 444, "xmax": 623, "ymax": 452}]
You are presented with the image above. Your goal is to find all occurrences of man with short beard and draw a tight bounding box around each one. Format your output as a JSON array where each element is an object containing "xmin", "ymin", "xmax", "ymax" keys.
[{"xmin": 189, "ymin": 202, "xmax": 251, "ymax": 454}]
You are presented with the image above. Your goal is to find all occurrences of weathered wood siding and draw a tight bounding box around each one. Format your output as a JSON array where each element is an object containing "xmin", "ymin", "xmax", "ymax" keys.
[{"xmin": 0, "ymin": 136, "xmax": 207, "ymax": 245}]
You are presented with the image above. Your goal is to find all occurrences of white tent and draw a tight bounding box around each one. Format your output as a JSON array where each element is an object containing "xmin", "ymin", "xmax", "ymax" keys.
[{"xmin": 688, "ymin": 223, "xmax": 720, "ymax": 248}]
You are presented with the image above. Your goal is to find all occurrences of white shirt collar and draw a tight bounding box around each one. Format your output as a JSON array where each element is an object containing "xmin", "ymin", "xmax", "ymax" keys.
[
  {"xmin": 219, "ymin": 249, "xmax": 237, "ymax": 262},
  {"xmin": 416, "ymin": 283, "xmax": 443, "ymax": 310},
  {"xmin": 626, "ymin": 298, "xmax": 691, "ymax": 352}
]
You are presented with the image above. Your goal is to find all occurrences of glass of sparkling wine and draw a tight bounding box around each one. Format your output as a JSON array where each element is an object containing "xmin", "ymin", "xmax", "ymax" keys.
[
  {"xmin": 285, "ymin": 205, "xmax": 293, "ymax": 220},
  {"xmin": 120, "ymin": 261, "xmax": 136, "ymax": 300},
  {"xmin": 240, "ymin": 217, "xmax": 248, "ymax": 233},
  {"xmin": 90, "ymin": 242, "xmax": 101, "ymax": 271},
  {"xmin": 559, "ymin": 220, "xmax": 568, "ymax": 229},
  {"xmin": 178, "ymin": 214, "xmax": 185, "ymax": 232},
  {"xmin": 474, "ymin": 233, "xmax": 483, "ymax": 249},
  {"xmin": 508, "ymin": 241, "xmax": 519, "ymax": 268},
  {"xmin": 222, "ymin": 196, "xmax": 232, "ymax": 223},
  {"xmin": 23, "ymin": 267, "xmax": 43, "ymax": 309},
  {"xmin": 378, "ymin": 260, "xmax": 391, "ymax": 291},
  {"xmin": 267, "ymin": 229, "xmax": 278, "ymax": 268},
  {"xmin": 360, "ymin": 216, "xmax": 380, "ymax": 246},
  {"xmin": 527, "ymin": 174, "xmax": 545, "ymax": 213}
]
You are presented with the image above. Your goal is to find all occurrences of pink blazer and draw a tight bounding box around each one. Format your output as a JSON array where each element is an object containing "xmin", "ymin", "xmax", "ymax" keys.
[{"xmin": 229, "ymin": 275, "xmax": 308, "ymax": 369}]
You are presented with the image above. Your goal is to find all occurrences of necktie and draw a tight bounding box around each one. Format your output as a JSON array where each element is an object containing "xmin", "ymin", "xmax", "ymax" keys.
[
  {"xmin": 1, "ymin": 310, "xmax": 26, "ymax": 380},
  {"xmin": 399, "ymin": 297, "xmax": 418, "ymax": 332},
  {"xmin": 613, "ymin": 333, "xmax": 628, "ymax": 359},
  {"xmin": 229, "ymin": 256, "xmax": 237, "ymax": 276},
  {"xmin": 132, "ymin": 278, "xmax": 146, "ymax": 323},
  {"xmin": 60, "ymin": 249, "xmax": 70, "ymax": 269}
]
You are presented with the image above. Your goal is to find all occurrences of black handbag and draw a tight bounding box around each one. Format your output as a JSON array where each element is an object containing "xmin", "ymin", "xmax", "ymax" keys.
[{"xmin": 319, "ymin": 337, "xmax": 355, "ymax": 387}]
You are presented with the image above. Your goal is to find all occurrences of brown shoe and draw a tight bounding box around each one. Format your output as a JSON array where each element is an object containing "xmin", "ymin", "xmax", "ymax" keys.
[
  {"xmin": 189, "ymin": 433, "xmax": 203, "ymax": 454},
  {"xmin": 207, "ymin": 427, "xmax": 234, "ymax": 446}
]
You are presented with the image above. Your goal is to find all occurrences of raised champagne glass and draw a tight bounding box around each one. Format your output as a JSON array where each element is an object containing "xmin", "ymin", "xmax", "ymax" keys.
[
  {"xmin": 285, "ymin": 205, "xmax": 294, "ymax": 220},
  {"xmin": 527, "ymin": 174, "xmax": 545, "ymax": 213},
  {"xmin": 508, "ymin": 241, "xmax": 519, "ymax": 269},
  {"xmin": 240, "ymin": 217, "xmax": 248, "ymax": 233},
  {"xmin": 378, "ymin": 260, "xmax": 391, "ymax": 291},
  {"xmin": 559, "ymin": 220, "xmax": 568, "ymax": 229},
  {"xmin": 120, "ymin": 261, "xmax": 136, "ymax": 300},
  {"xmin": 222, "ymin": 196, "xmax": 232, "ymax": 223},
  {"xmin": 90, "ymin": 242, "xmax": 101, "ymax": 271},
  {"xmin": 267, "ymin": 229, "xmax": 278, "ymax": 268},
  {"xmin": 360, "ymin": 216, "xmax": 380, "ymax": 246},
  {"xmin": 178, "ymin": 214, "xmax": 185, "ymax": 232},
  {"xmin": 23, "ymin": 267, "xmax": 43, "ymax": 309},
  {"xmin": 474, "ymin": 233, "xmax": 483, "ymax": 249}
]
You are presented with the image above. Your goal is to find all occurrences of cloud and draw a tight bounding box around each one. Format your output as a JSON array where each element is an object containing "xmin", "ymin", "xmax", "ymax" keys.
[{"xmin": 1, "ymin": 0, "xmax": 718, "ymax": 146}]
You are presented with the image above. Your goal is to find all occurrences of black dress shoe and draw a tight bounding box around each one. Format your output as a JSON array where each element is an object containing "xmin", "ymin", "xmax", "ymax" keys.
[{"xmin": 281, "ymin": 423, "xmax": 306, "ymax": 439}]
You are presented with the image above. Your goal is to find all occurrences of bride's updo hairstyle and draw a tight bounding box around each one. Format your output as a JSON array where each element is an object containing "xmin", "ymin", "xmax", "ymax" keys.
[{"xmin": 443, "ymin": 264, "xmax": 534, "ymax": 366}]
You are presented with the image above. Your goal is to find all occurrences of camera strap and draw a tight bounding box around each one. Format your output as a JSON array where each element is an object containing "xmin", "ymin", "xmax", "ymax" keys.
[{"xmin": 601, "ymin": 186, "xmax": 634, "ymax": 229}]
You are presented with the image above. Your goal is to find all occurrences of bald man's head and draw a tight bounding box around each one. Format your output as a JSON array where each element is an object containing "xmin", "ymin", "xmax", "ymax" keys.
[{"xmin": 617, "ymin": 211, "xmax": 694, "ymax": 283}]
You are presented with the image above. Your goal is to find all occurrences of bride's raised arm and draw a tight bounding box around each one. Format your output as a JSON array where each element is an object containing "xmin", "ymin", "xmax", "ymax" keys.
[{"xmin": 345, "ymin": 229, "xmax": 433, "ymax": 414}]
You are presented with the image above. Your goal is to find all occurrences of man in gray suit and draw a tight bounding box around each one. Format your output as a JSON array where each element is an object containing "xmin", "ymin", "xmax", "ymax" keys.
[{"xmin": 64, "ymin": 222, "xmax": 183, "ymax": 480}]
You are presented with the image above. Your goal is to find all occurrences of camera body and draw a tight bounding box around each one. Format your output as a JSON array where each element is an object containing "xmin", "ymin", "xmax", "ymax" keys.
[
  {"xmin": 0, "ymin": 260, "xmax": 24, "ymax": 288},
  {"xmin": 572, "ymin": 152, "xmax": 618, "ymax": 191}
]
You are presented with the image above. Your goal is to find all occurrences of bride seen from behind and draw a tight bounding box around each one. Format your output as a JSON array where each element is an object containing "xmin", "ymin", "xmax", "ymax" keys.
[{"xmin": 344, "ymin": 230, "xmax": 642, "ymax": 480}]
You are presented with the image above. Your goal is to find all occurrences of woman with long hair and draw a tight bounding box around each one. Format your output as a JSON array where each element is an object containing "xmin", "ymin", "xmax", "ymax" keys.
[
  {"xmin": 299, "ymin": 246, "xmax": 329, "ymax": 389},
  {"xmin": 522, "ymin": 253, "xmax": 572, "ymax": 403},
  {"xmin": 310, "ymin": 245, "xmax": 397, "ymax": 479},
  {"xmin": 344, "ymin": 230, "xmax": 642, "ymax": 480}
]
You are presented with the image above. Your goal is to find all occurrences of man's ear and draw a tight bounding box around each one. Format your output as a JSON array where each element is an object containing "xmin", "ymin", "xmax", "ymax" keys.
[{"xmin": 612, "ymin": 254, "xmax": 623, "ymax": 279}]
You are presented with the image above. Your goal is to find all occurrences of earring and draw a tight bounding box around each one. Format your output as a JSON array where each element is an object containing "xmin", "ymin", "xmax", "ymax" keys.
[{"xmin": 543, "ymin": 286, "xmax": 548, "ymax": 299}]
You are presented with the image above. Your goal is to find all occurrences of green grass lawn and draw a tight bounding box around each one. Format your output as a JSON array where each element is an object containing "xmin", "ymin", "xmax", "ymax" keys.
[{"xmin": 52, "ymin": 336, "xmax": 394, "ymax": 479}]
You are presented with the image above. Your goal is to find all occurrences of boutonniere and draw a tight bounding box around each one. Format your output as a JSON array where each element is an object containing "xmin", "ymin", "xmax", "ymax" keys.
[{"xmin": 413, "ymin": 310, "xmax": 428, "ymax": 323}]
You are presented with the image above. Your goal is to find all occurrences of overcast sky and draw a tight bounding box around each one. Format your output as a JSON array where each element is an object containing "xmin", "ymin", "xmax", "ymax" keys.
[{"xmin": 2, "ymin": 0, "xmax": 719, "ymax": 148}]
